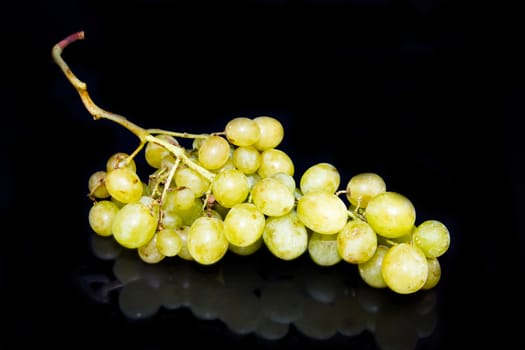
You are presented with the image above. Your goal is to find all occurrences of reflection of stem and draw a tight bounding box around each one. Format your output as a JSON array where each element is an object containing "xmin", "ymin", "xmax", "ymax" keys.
[{"xmin": 51, "ymin": 31, "xmax": 216, "ymax": 182}]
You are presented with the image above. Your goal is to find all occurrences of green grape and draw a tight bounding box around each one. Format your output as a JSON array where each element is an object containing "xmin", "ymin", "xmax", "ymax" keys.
[
  {"xmin": 232, "ymin": 145, "xmax": 261, "ymax": 174},
  {"xmin": 337, "ymin": 219, "xmax": 378, "ymax": 264},
  {"xmin": 198, "ymin": 135, "xmax": 231, "ymax": 170},
  {"xmin": 174, "ymin": 165, "xmax": 210, "ymax": 197},
  {"xmin": 223, "ymin": 202, "xmax": 266, "ymax": 247},
  {"xmin": 263, "ymin": 210, "xmax": 308, "ymax": 260},
  {"xmin": 412, "ymin": 219, "xmax": 450, "ymax": 258},
  {"xmin": 345, "ymin": 172, "xmax": 386, "ymax": 209},
  {"xmin": 251, "ymin": 177, "xmax": 295, "ymax": 217},
  {"xmin": 381, "ymin": 243, "xmax": 428, "ymax": 294},
  {"xmin": 88, "ymin": 170, "xmax": 110, "ymax": 199},
  {"xmin": 307, "ymin": 232, "xmax": 342, "ymax": 267},
  {"xmin": 252, "ymin": 115, "xmax": 284, "ymax": 151},
  {"xmin": 358, "ymin": 244, "xmax": 389, "ymax": 289},
  {"xmin": 211, "ymin": 168, "xmax": 250, "ymax": 208},
  {"xmin": 225, "ymin": 116, "xmax": 261, "ymax": 147},
  {"xmin": 365, "ymin": 191, "xmax": 416, "ymax": 239},
  {"xmin": 173, "ymin": 225, "xmax": 194, "ymax": 261},
  {"xmin": 159, "ymin": 210, "xmax": 183, "ymax": 230},
  {"xmin": 257, "ymin": 148, "xmax": 294, "ymax": 178},
  {"xmin": 299, "ymin": 162, "xmax": 340, "ymax": 195},
  {"xmin": 105, "ymin": 167, "xmax": 144, "ymax": 204},
  {"xmin": 229, "ymin": 236, "xmax": 263, "ymax": 256},
  {"xmin": 270, "ymin": 172, "xmax": 296, "ymax": 194},
  {"xmin": 296, "ymin": 191, "xmax": 348, "ymax": 235},
  {"xmin": 88, "ymin": 200, "xmax": 120, "ymax": 237},
  {"xmin": 138, "ymin": 234, "xmax": 165, "ymax": 264},
  {"xmin": 169, "ymin": 187, "xmax": 196, "ymax": 211},
  {"xmin": 144, "ymin": 134, "xmax": 179, "ymax": 169},
  {"xmin": 112, "ymin": 202, "xmax": 158, "ymax": 249},
  {"xmin": 421, "ymin": 257, "xmax": 441, "ymax": 290},
  {"xmin": 187, "ymin": 216, "xmax": 229, "ymax": 265},
  {"xmin": 106, "ymin": 152, "xmax": 136, "ymax": 172},
  {"xmin": 176, "ymin": 198, "xmax": 205, "ymax": 226},
  {"xmin": 156, "ymin": 228, "xmax": 183, "ymax": 257}
]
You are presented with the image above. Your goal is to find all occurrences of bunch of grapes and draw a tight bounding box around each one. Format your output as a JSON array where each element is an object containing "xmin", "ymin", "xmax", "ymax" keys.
[{"xmin": 54, "ymin": 31, "xmax": 450, "ymax": 295}]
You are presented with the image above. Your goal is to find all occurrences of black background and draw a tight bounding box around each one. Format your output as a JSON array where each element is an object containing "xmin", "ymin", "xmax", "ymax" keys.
[{"xmin": 2, "ymin": 0, "xmax": 525, "ymax": 349}]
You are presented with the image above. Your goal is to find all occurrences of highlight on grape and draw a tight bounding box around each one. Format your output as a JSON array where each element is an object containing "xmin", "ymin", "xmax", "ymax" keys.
[{"xmin": 53, "ymin": 31, "xmax": 451, "ymax": 295}]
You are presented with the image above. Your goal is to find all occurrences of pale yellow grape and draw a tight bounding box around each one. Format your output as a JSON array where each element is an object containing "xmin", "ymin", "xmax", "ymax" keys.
[
  {"xmin": 253, "ymin": 116, "xmax": 284, "ymax": 151},
  {"xmin": 88, "ymin": 170, "xmax": 110, "ymax": 199},
  {"xmin": 232, "ymin": 146, "xmax": 261, "ymax": 175},
  {"xmin": 225, "ymin": 117, "xmax": 261, "ymax": 146},
  {"xmin": 174, "ymin": 225, "xmax": 193, "ymax": 261},
  {"xmin": 187, "ymin": 216, "xmax": 229, "ymax": 265},
  {"xmin": 412, "ymin": 219, "xmax": 450, "ymax": 258},
  {"xmin": 106, "ymin": 152, "xmax": 136, "ymax": 172},
  {"xmin": 174, "ymin": 166, "xmax": 210, "ymax": 197},
  {"xmin": 307, "ymin": 232, "xmax": 342, "ymax": 266},
  {"xmin": 263, "ymin": 210, "xmax": 308, "ymax": 260},
  {"xmin": 112, "ymin": 202, "xmax": 158, "ymax": 249},
  {"xmin": 381, "ymin": 243, "xmax": 428, "ymax": 294},
  {"xmin": 358, "ymin": 244, "xmax": 389, "ymax": 288},
  {"xmin": 223, "ymin": 202, "xmax": 266, "ymax": 247},
  {"xmin": 270, "ymin": 172, "xmax": 296, "ymax": 194},
  {"xmin": 198, "ymin": 135, "xmax": 231, "ymax": 170},
  {"xmin": 175, "ymin": 198, "xmax": 205, "ymax": 226},
  {"xmin": 160, "ymin": 210, "xmax": 183, "ymax": 230},
  {"xmin": 246, "ymin": 173, "xmax": 262, "ymax": 190},
  {"xmin": 138, "ymin": 234, "xmax": 165, "ymax": 264},
  {"xmin": 296, "ymin": 191, "xmax": 348, "ymax": 235},
  {"xmin": 365, "ymin": 191, "xmax": 416, "ymax": 239},
  {"xmin": 257, "ymin": 148, "xmax": 294, "ymax": 178},
  {"xmin": 88, "ymin": 200, "xmax": 120, "ymax": 236},
  {"xmin": 337, "ymin": 220, "xmax": 377, "ymax": 264},
  {"xmin": 300, "ymin": 162, "xmax": 340, "ymax": 195},
  {"xmin": 169, "ymin": 187, "xmax": 196, "ymax": 211},
  {"xmin": 421, "ymin": 257, "xmax": 441, "ymax": 290},
  {"xmin": 144, "ymin": 134, "xmax": 179, "ymax": 169},
  {"xmin": 105, "ymin": 167, "xmax": 144, "ymax": 204},
  {"xmin": 251, "ymin": 177, "xmax": 295, "ymax": 217},
  {"xmin": 211, "ymin": 169, "xmax": 250, "ymax": 208},
  {"xmin": 229, "ymin": 236, "xmax": 264, "ymax": 256},
  {"xmin": 156, "ymin": 228, "xmax": 183, "ymax": 257},
  {"xmin": 345, "ymin": 172, "xmax": 386, "ymax": 208}
]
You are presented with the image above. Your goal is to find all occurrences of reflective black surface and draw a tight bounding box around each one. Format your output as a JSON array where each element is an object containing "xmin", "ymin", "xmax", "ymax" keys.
[{"xmin": 4, "ymin": 0, "xmax": 525, "ymax": 348}]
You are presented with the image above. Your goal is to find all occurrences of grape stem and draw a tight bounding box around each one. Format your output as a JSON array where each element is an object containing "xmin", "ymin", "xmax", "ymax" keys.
[{"xmin": 51, "ymin": 31, "xmax": 216, "ymax": 182}]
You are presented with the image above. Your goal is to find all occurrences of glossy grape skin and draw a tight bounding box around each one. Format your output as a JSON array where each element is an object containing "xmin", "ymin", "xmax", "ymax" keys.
[
  {"xmin": 88, "ymin": 200, "xmax": 120, "ymax": 236},
  {"xmin": 365, "ymin": 191, "xmax": 416, "ymax": 239},
  {"xmin": 381, "ymin": 243, "xmax": 428, "ymax": 294},
  {"xmin": 345, "ymin": 172, "xmax": 386, "ymax": 209},
  {"xmin": 252, "ymin": 116, "xmax": 284, "ymax": 151},
  {"xmin": 299, "ymin": 162, "xmax": 340, "ymax": 195},
  {"xmin": 105, "ymin": 167, "xmax": 144, "ymax": 204},
  {"xmin": 187, "ymin": 216, "xmax": 229, "ymax": 265},
  {"xmin": 412, "ymin": 219, "xmax": 450, "ymax": 258},
  {"xmin": 296, "ymin": 191, "xmax": 348, "ymax": 235},
  {"xmin": 225, "ymin": 117, "xmax": 261, "ymax": 147},
  {"xmin": 112, "ymin": 202, "xmax": 158, "ymax": 249},
  {"xmin": 358, "ymin": 244, "xmax": 389, "ymax": 289},
  {"xmin": 336, "ymin": 219, "xmax": 378, "ymax": 264}
]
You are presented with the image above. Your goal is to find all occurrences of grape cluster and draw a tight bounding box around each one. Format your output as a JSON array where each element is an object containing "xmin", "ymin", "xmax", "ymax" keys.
[
  {"xmin": 52, "ymin": 31, "xmax": 450, "ymax": 295},
  {"xmin": 86, "ymin": 114, "xmax": 450, "ymax": 295}
]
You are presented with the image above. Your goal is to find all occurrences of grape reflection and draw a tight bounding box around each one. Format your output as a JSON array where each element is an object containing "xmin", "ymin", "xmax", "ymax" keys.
[{"xmin": 78, "ymin": 234, "xmax": 438, "ymax": 349}]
